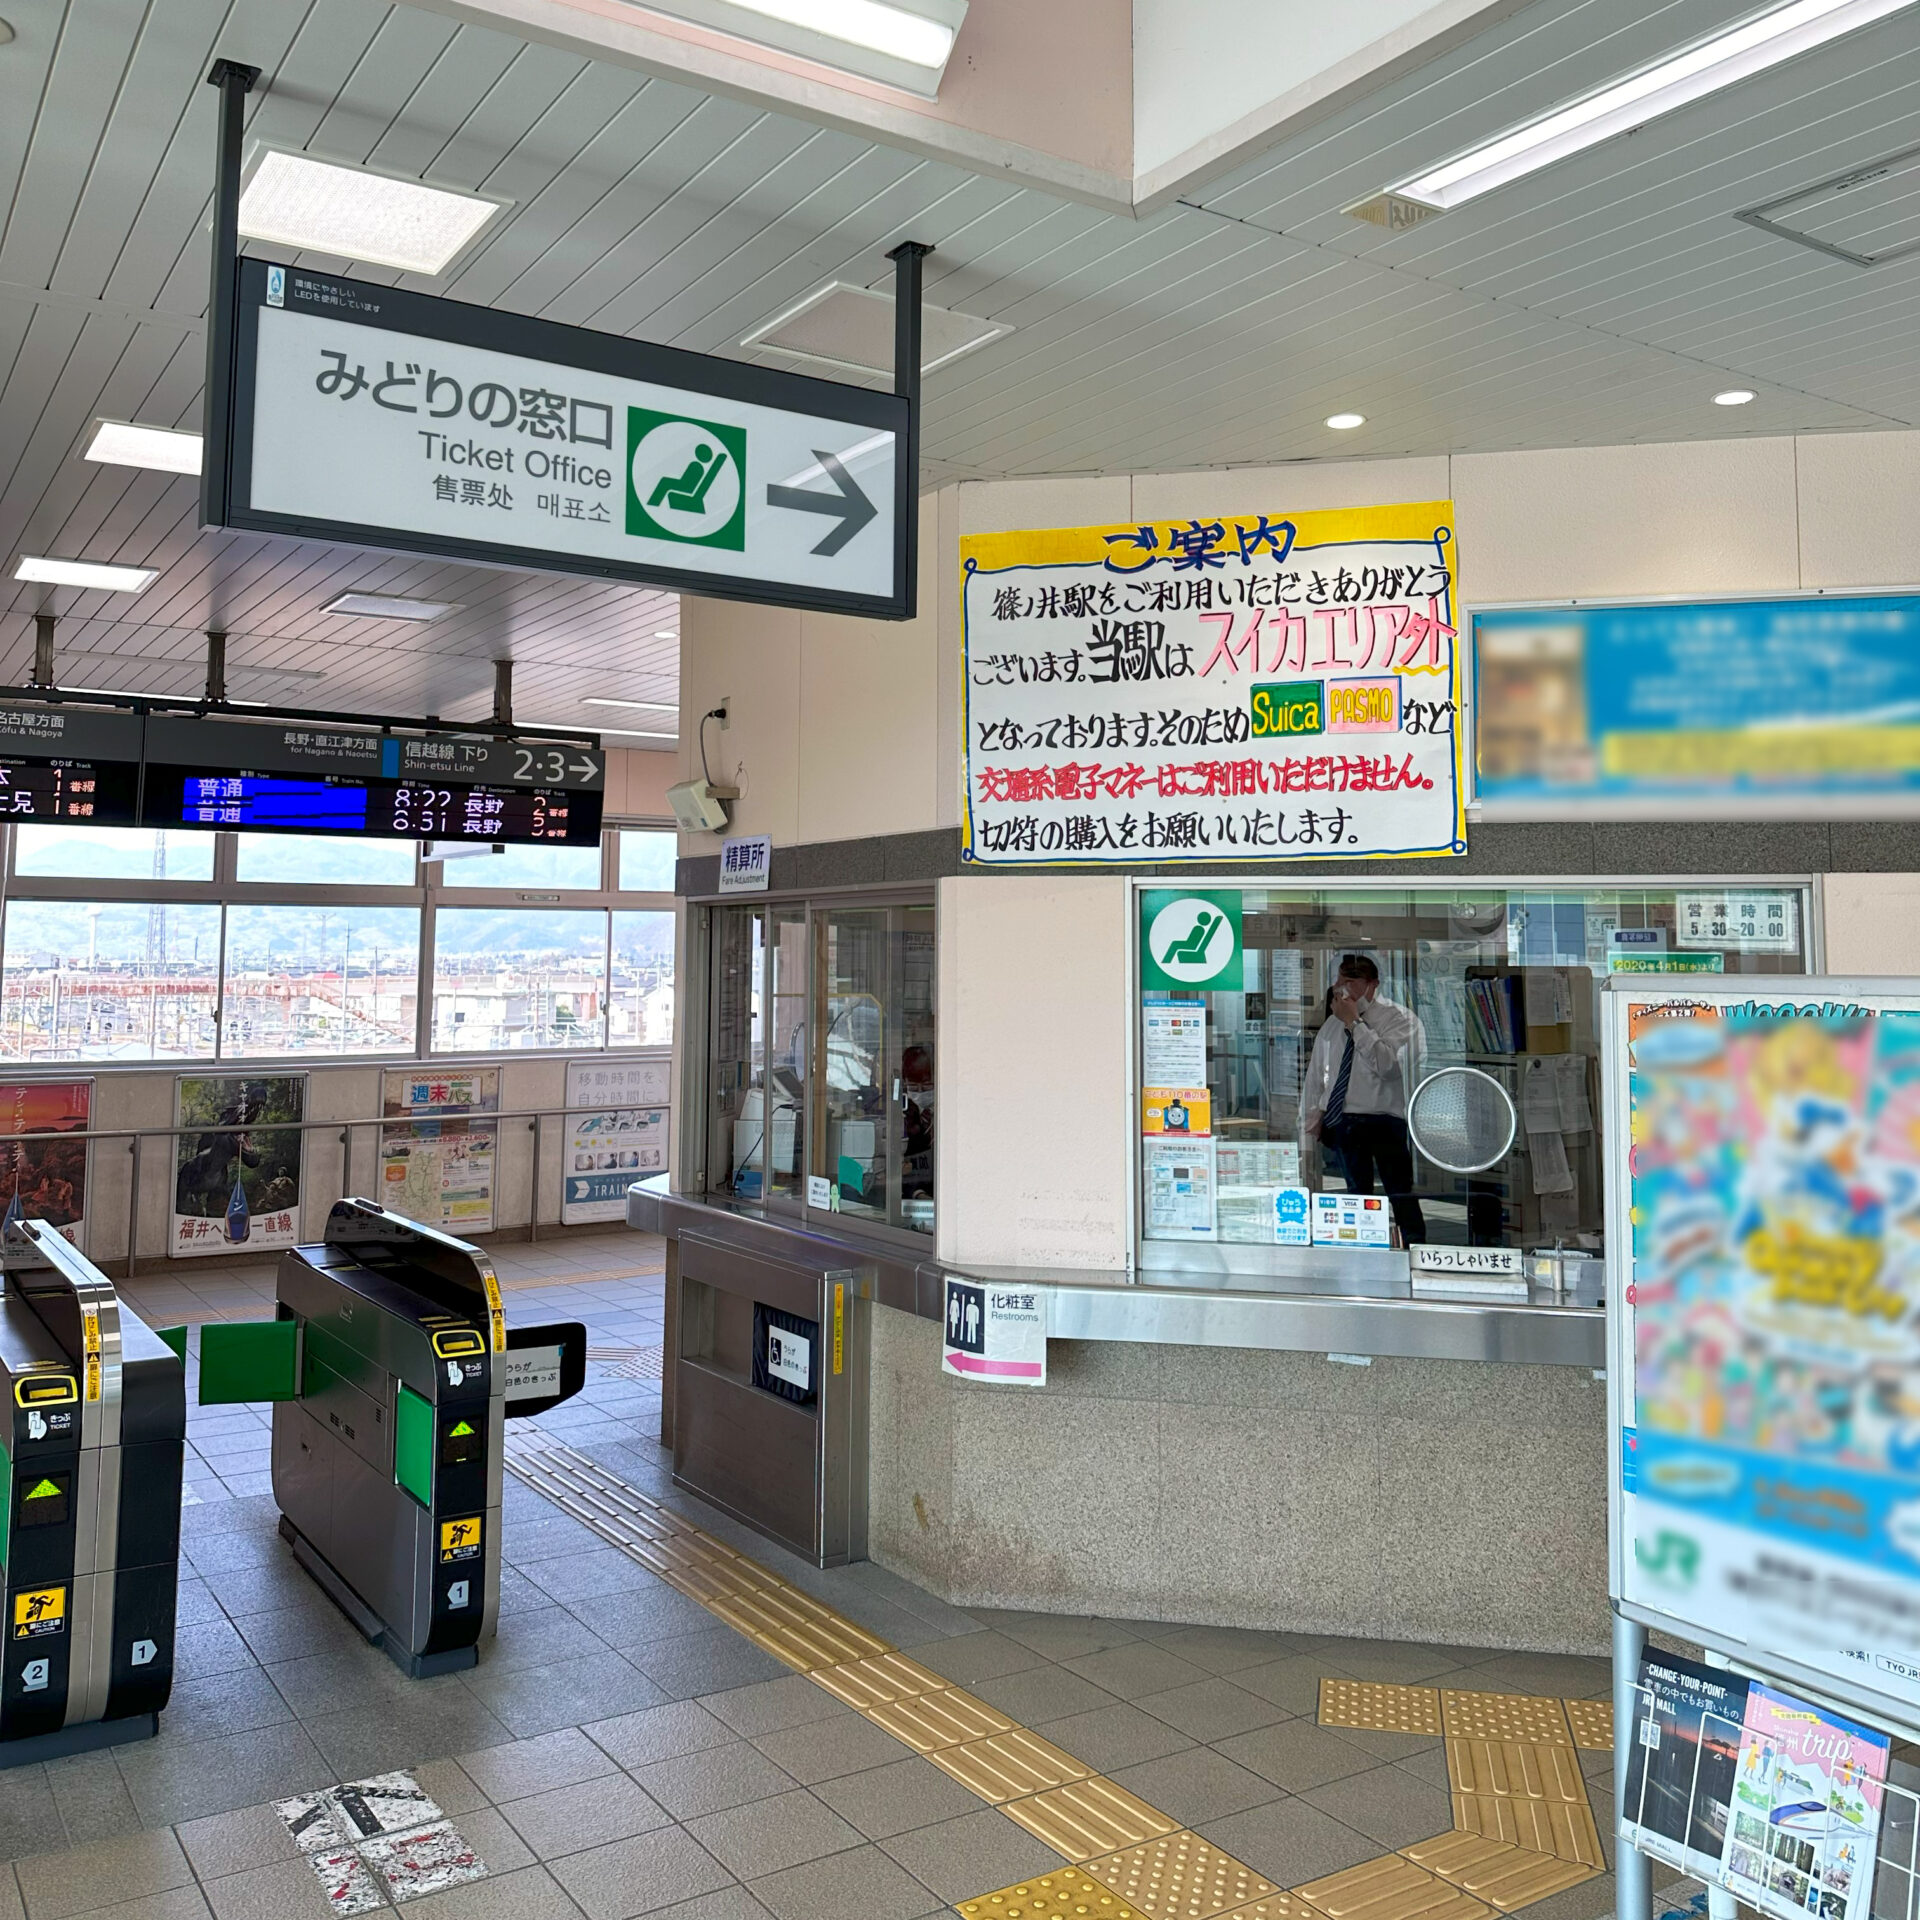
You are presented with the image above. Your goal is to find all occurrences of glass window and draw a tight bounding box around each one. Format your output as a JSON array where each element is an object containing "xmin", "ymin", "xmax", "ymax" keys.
[
  {"xmin": 707, "ymin": 906, "xmax": 767, "ymax": 1198},
  {"xmin": 221, "ymin": 905, "xmax": 420, "ymax": 1056},
  {"xmin": 619, "ymin": 829, "xmax": 678, "ymax": 893},
  {"xmin": 14, "ymin": 825, "xmax": 213, "ymax": 882},
  {"xmin": 440, "ymin": 842, "xmax": 602, "ymax": 890},
  {"xmin": 0, "ymin": 901, "xmax": 220, "ymax": 1060},
  {"xmin": 1138, "ymin": 884, "xmax": 1815, "ymax": 1264},
  {"xmin": 610, "ymin": 910, "xmax": 675, "ymax": 1046},
  {"xmin": 235, "ymin": 833, "xmax": 416, "ymax": 886},
  {"xmin": 431, "ymin": 909, "xmax": 609, "ymax": 1051}
]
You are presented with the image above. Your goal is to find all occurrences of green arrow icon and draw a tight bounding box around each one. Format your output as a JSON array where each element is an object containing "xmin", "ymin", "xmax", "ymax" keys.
[
  {"xmin": 450, "ymin": 1421, "xmax": 474, "ymax": 1437},
  {"xmin": 24, "ymin": 1479, "xmax": 60, "ymax": 1500}
]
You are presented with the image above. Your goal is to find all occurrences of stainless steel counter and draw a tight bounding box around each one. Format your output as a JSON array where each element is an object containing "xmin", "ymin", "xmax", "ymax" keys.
[{"xmin": 627, "ymin": 1179, "xmax": 1606, "ymax": 1367}]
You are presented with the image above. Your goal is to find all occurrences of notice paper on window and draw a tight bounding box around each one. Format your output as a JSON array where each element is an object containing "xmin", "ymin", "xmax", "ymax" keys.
[
  {"xmin": 1214, "ymin": 1141, "xmax": 1303, "ymax": 1243},
  {"xmin": 1144, "ymin": 1138, "xmax": 1216, "ymax": 1238}
]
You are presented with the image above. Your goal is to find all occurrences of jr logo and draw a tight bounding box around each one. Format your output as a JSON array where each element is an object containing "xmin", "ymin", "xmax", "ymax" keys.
[
  {"xmin": 626, "ymin": 410, "xmax": 747, "ymax": 549},
  {"xmin": 1634, "ymin": 1529, "xmax": 1700, "ymax": 1589}
]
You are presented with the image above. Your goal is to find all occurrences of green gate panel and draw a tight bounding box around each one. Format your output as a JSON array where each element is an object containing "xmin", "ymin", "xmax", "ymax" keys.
[
  {"xmin": 198, "ymin": 1319, "xmax": 298, "ymax": 1405},
  {"xmin": 395, "ymin": 1384, "xmax": 433, "ymax": 1509},
  {"xmin": 154, "ymin": 1326, "xmax": 188, "ymax": 1362}
]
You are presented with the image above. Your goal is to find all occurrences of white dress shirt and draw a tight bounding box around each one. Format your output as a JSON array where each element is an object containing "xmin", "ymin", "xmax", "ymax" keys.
[{"xmin": 1303, "ymin": 993, "xmax": 1426, "ymax": 1124}]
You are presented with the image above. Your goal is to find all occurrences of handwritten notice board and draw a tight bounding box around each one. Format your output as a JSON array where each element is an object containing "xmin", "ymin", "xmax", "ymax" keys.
[{"xmin": 960, "ymin": 503, "xmax": 1465, "ymax": 866}]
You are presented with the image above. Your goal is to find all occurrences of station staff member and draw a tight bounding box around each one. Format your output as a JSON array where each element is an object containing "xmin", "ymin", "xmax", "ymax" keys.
[{"xmin": 1304, "ymin": 954, "xmax": 1426, "ymax": 1244}]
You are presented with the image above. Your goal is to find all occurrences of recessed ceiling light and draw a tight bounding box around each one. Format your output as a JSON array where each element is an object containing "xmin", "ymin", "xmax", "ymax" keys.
[
  {"xmin": 653, "ymin": 630, "xmax": 680, "ymax": 640},
  {"xmin": 633, "ymin": 0, "xmax": 967, "ymax": 96},
  {"xmin": 14, "ymin": 556, "xmax": 157, "ymax": 592},
  {"xmin": 322, "ymin": 591, "xmax": 460, "ymax": 621},
  {"xmin": 1326, "ymin": 412, "xmax": 1366, "ymax": 430},
  {"xmin": 1393, "ymin": 0, "xmax": 1919, "ymax": 211},
  {"xmin": 584, "ymin": 698, "xmax": 679, "ymax": 712},
  {"xmin": 1714, "ymin": 388, "xmax": 1757, "ymax": 405},
  {"xmin": 84, "ymin": 419, "xmax": 204, "ymax": 475},
  {"xmin": 238, "ymin": 147, "xmax": 505, "ymax": 277}
]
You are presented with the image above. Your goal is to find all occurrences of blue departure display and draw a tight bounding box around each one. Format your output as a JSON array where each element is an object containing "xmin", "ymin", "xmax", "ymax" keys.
[{"xmin": 182, "ymin": 777, "xmax": 368, "ymax": 829}]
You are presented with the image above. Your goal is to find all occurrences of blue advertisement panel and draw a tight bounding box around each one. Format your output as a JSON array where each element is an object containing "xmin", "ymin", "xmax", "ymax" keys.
[{"xmin": 1475, "ymin": 594, "xmax": 1920, "ymax": 807}]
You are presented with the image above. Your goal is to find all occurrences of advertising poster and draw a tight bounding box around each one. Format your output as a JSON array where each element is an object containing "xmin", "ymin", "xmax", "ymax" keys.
[
  {"xmin": 381, "ymin": 1069, "xmax": 499, "ymax": 1233},
  {"xmin": 1476, "ymin": 594, "xmax": 1920, "ymax": 813},
  {"xmin": 1621, "ymin": 1652, "xmax": 1752, "ymax": 1882},
  {"xmin": 1617, "ymin": 991, "xmax": 1920, "ymax": 1714},
  {"xmin": 961, "ymin": 503, "xmax": 1465, "ymax": 866},
  {"xmin": 0, "ymin": 1081, "xmax": 91, "ymax": 1245},
  {"xmin": 562, "ymin": 1058, "xmax": 670, "ymax": 1224},
  {"xmin": 1142, "ymin": 1088, "xmax": 1211, "ymax": 1135},
  {"xmin": 172, "ymin": 1075, "xmax": 304, "ymax": 1257}
]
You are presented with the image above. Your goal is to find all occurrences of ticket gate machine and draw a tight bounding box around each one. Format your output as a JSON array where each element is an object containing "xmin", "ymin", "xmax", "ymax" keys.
[
  {"xmin": 0, "ymin": 1220, "xmax": 184, "ymax": 1764},
  {"xmin": 198, "ymin": 1200, "xmax": 584, "ymax": 1678}
]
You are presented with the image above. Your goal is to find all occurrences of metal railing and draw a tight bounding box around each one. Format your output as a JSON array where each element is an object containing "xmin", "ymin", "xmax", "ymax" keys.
[{"xmin": 0, "ymin": 1103, "xmax": 668, "ymax": 1275}]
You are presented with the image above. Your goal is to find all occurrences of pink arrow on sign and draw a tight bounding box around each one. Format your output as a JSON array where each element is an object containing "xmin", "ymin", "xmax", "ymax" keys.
[{"xmin": 944, "ymin": 1352, "xmax": 1042, "ymax": 1379}]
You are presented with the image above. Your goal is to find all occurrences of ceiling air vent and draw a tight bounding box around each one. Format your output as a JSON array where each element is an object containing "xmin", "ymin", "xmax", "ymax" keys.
[
  {"xmin": 1345, "ymin": 192, "xmax": 1442, "ymax": 233},
  {"xmin": 1737, "ymin": 142, "xmax": 1920, "ymax": 268},
  {"xmin": 742, "ymin": 282, "xmax": 1010, "ymax": 379}
]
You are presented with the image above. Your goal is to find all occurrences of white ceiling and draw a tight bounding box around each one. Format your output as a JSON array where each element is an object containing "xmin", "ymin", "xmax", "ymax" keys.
[{"xmin": 2, "ymin": 0, "xmax": 1919, "ymax": 728}]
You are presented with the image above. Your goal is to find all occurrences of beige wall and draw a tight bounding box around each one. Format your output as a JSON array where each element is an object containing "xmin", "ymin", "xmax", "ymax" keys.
[{"xmin": 603, "ymin": 747, "xmax": 678, "ymax": 819}]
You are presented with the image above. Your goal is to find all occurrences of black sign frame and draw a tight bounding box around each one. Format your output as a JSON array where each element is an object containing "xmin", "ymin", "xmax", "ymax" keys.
[{"xmin": 213, "ymin": 260, "xmax": 915, "ymax": 621}]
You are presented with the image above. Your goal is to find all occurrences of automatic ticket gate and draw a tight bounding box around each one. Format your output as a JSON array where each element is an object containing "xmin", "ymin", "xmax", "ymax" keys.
[
  {"xmin": 0, "ymin": 1220, "xmax": 184, "ymax": 1763},
  {"xmin": 200, "ymin": 1200, "xmax": 584, "ymax": 1677}
]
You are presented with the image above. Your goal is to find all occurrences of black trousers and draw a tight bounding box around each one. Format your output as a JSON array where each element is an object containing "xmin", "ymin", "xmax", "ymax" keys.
[{"xmin": 1324, "ymin": 1112, "xmax": 1426, "ymax": 1244}]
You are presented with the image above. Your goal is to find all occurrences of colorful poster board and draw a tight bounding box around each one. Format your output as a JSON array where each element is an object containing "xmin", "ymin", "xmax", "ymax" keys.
[
  {"xmin": 562, "ymin": 1058, "xmax": 670, "ymax": 1224},
  {"xmin": 171, "ymin": 1075, "xmax": 304, "ymax": 1257},
  {"xmin": 961, "ymin": 504, "xmax": 1465, "ymax": 865},
  {"xmin": 0, "ymin": 1081, "xmax": 91, "ymax": 1245},
  {"xmin": 1607, "ymin": 981, "xmax": 1920, "ymax": 1731},
  {"xmin": 381, "ymin": 1068, "xmax": 499, "ymax": 1233},
  {"xmin": 1476, "ymin": 593, "xmax": 1920, "ymax": 814}
]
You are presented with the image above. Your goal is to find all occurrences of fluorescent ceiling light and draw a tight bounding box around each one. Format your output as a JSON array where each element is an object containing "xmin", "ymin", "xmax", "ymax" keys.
[
  {"xmin": 84, "ymin": 419, "xmax": 203, "ymax": 475},
  {"xmin": 532, "ymin": 719, "xmax": 676, "ymax": 741},
  {"xmin": 1715, "ymin": 388, "xmax": 1758, "ymax": 404},
  {"xmin": 14, "ymin": 556, "xmax": 157, "ymax": 592},
  {"xmin": 1326, "ymin": 412, "xmax": 1366, "ymax": 430},
  {"xmin": 631, "ymin": 0, "xmax": 967, "ymax": 97},
  {"xmin": 1395, "ymin": 0, "xmax": 1919, "ymax": 210},
  {"xmin": 584, "ymin": 698, "xmax": 679, "ymax": 712},
  {"xmin": 238, "ymin": 147, "xmax": 505, "ymax": 276},
  {"xmin": 322, "ymin": 591, "xmax": 460, "ymax": 621},
  {"xmin": 653, "ymin": 630, "xmax": 679, "ymax": 639}
]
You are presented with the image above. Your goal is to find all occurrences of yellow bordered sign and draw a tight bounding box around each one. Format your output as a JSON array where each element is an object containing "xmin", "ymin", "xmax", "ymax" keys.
[
  {"xmin": 478, "ymin": 1265, "xmax": 506, "ymax": 1353},
  {"xmin": 438, "ymin": 1516, "xmax": 483, "ymax": 1563},
  {"xmin": 12, "ymin": 1586, "xmax": 65, "ymax": 1638},
  {"xmin": 81, "ymin": 1307, "xmax": 100, "ymax": 1403}
]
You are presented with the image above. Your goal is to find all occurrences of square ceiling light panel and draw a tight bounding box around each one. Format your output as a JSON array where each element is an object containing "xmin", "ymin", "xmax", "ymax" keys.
[
  {"xmin": 628, "ymin": 0, "xmax": 967, "ymax": 95},
  {"xmin": 14, "ymin": 557, "xmax": 157, "ymax": 592},
  {"xmin": 321, "ymin": 591, "xmax": 461, "ymax": 621},
  {"xmin": 1738, "ymin": 140, "xmax": 1920, "ymax": 265},
  {"xmin": 742, "ymin": 282, "xmax": 1010, "ymax": 378},
  {"xmin": 84, "ymin": 419, "xmax": 204, "ymax": 475},
  {"xmin": 238, "ymin": 146, "xmax": 507, "ymax": 277}
]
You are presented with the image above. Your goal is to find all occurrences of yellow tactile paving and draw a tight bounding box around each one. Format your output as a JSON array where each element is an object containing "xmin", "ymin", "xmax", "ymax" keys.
[
  {"xmin": 1401, "ymin": 1835, "xmax": 1600, "ymax": 1912},
  {"xmin": 1003, "ymin": 1777, "xmax": 1180, "ymax": 1861},
  {"xmin": 1438, "ymin": 1692, "xmax": 1573, "ymax": 1747},
  {"xmin": 865, "ymin": 1686, "xmax": 1016, "ymax": 1752},
  {"xmin": 1444, "ymin": 1740, "xmax": 1588, "ymax": 1803},
  {"xmin": 810, "ymin": 1651, "xmax": 950, "ymax": 1710},
  {"xmin": 1213, "ymin": 1899, "xmax": 1330, "ymax": 1920},
  {"xmin": 957, "ymin": 1867, "xmax": 1151, "ymax": 1920},
  {"xmin": 1081, "ymin": 1833, "xmax": 1278, "ymax": 1920},
  {"xmin": 1561, "ymin": 1698, "xmax": 1613, "ymax": 1751},
  {"xmin": 1450, "ymin": 1793, "xmax": 1605, "ymax": 1869},
  {"xmin": 1318, "ymin": 1679, "xmax": 1443, "ymax": 1737},
  {"xmin": 934, "ymin": 1728, "xmax": 1094, "ymax": 1802},
  {"xmin": 1293, "ymin": 1855, "xmax": 1492, "ymax": 1920}
]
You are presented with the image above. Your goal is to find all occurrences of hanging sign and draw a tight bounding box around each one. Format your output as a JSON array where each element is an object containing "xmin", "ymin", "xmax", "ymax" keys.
[
  {"xmin": 960, "ymin": 503, "xmax": 1464, "ymax": 865},
  {"xmin": 0, "ymin": 709, "xmax": 141, "ymax": 825},
  {"xmin": 214, "ymin": 262, "xmax": 908, "ymax": 618}
]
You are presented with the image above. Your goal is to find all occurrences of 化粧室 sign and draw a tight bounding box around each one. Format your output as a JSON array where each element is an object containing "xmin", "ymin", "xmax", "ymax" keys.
[{"xmin": 960, "ymin": 503, "xmax": 1465, "ymax": 865}]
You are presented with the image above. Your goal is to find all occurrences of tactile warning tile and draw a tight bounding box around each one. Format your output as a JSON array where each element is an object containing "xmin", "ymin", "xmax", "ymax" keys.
[
  {"xmin": 1401, "ymin": 1834, "xmax": 1600, "ymax": 1912},
  {"xmin": 1081, "ymin": 1832, "xmax": 1277, "ymax": 1920},
  {"xmin": 1212, "ymin": 1899, "xmax": 1330, "ymax": 1920},
  {"xmin": 1444, "ymin": 1740, "xmax": 1587, "ymax": 1803},
  {"xmin": 865, "ymin": 1687, "xmax": 1015, "ymax": 1752},
  {"xmin": 958, "ymin": 1867, "xmax": 1150, "ymax": 1920},
  {"xmin": 707, "ymin": 1586, "xmax": 891, "ymax": 1670},
  {"xmin": 1319, "ymin": 1680, "xmax": 1443, "ymax": 1737},
  {"xmin": 935, "ymin": 1729, "xmax": 1094, "ymax": 1802},
  {"xmin": 1293, "ymin": 1855, "xmax": 1491, "ymax": 1920},
  {"xmin": 811, "ymin": 1652, "xmax": 950, "ymax": 1710},
  {"xmin": 1450, "ymin": 1792, "xmax": 1604, "ymax": 1869},
  {"xmin": 1438, "ymin": 1692, "xmax": 1572, "ymax": 1747},
  {"xmin": 1003, "ymin": 1778, "xmax": 1180, "ymax": 1861},
  {"xmin": 1561, "ymin": 1698, "xmax": 1613, "ymax": 1751}
]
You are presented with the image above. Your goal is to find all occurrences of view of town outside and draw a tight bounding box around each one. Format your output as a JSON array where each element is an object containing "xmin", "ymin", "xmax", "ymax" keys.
[{"xmin": 0, "ymin": 827, "xmax": 676, "ymax": 1061}]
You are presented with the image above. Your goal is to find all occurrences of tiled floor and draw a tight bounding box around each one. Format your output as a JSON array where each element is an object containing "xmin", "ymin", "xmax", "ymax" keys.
[{"xmin": 0, "ymin": 1233, "xmax": 1662, "ymax": 1920}]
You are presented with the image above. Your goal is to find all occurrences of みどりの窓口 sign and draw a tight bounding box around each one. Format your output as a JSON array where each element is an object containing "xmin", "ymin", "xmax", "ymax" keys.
[{"xmin": 960, "ymin": 503, "xmax": 1464, "ymax": 865}]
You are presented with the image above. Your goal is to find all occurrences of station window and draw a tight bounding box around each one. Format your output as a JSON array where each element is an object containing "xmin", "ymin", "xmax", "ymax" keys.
[
  {"xmin": 233, "ymin": 832, "xmax": 417, "ymax": 886},
  {"xmin": 431, "ymin": 908, "xmax": 611, "ymax": 1051},
  {"xmin": 1136, "ymin": 883, "xmax": 1814, "ymax": 1264},
  {"xmin": 14, "ymin": 825, "xmax": 213, "ymax": 882},
  {"xmin": 220, "ymin": 905, "xmax": 420, "ymax": 1057},
  {"xmin": 441, "ymin": 841, "xmax": 602, "ymax": 890},
  {"xmin": 618, "ymin": 830, "xmax": 677, "ymax": 892}
]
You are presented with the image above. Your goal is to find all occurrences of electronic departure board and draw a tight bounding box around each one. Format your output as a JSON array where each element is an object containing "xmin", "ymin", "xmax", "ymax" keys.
[
  {"xmin": 140, "ymin": 717, "xmax": 604, "ymax": 845},
  {"xmin": 0, "ymin": 709, "xmax": 142, "ymax": 825}
]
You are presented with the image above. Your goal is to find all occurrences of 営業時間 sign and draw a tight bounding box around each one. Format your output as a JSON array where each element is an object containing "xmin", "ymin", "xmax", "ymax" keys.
[
  {"xmin": 960, "ymin": 503, "xmax": 1465, "ymax": 865},
  {"xmin": 212, "ymin": 262, "xmax": 908, "ymax": 618}
]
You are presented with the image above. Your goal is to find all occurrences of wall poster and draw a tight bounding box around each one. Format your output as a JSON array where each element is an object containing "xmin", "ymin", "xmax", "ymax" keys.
[
  {"xmin": 961, "ymin": 503, "xmax": 1464, "ymax": 865},
  {"xmin": 562, "ymin": 1058, "xmax": 670, "ymax": 1224},
  {"xmin": 0, "ymin": 1081, "xmax": 92, "ymax": 1246},
  {"xmin": 172, "ymin": 1075, "xmax": 305, "ymax": 1257},
  {"xmin": 381, "ymin": 1069, "xmax": 500, "ymax": 1233}
]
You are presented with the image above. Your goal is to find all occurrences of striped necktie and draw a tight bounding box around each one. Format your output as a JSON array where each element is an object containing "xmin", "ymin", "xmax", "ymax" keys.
[{"xmin": 1324, "ymin": 1028, "xmax": 1356, "ymax": 1127}]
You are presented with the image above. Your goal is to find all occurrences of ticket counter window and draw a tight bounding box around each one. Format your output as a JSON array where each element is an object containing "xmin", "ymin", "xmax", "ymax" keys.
[{"xmin": 1137, "ymin": 885, "xmax": 1813, "ymax": 1263}]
